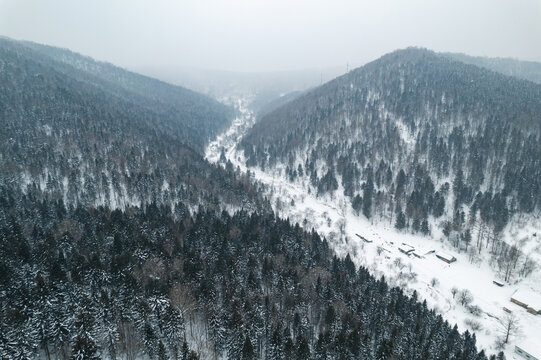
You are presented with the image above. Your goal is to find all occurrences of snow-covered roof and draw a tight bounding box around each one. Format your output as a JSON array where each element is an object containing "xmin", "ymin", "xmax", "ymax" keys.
[
  {"xmin": 511, "ymin": 288, "xmax": 541, "ymax": 311},
  {"xmin": 516, "ymin": 338, "xmax": 541, "ymax": 360},
  {"xmin": 399, "ymin": 244, "xmax": 415, "ymax": 252},
  {"xmin": 435, "ymin": 252, "xmax": 456, "ymax": 261},
  {"xmin": 413, "ymin": 247, "xmax": 433, "ymax": 256}
]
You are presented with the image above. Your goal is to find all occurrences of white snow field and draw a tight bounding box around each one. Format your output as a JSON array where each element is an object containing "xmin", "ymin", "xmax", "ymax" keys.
[{"xmin": 205, "ymin": 98, "xmax": 541, "ymax": 360}]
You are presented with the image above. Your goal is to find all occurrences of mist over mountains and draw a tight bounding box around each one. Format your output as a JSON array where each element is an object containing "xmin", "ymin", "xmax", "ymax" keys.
[
  {"xmin": 2, "ymin": 36, "xmax": 541, "ymax": 360},
  {"xmin": 443, "ymin": 52, "xmax": 541, "ymax": 85}
]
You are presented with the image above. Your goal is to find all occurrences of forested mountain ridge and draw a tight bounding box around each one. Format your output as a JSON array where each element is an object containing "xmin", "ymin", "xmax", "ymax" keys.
[
  {"xmin": 443, "ymin": 52, "xmax": 541, "ymax": 84},
  {"xmin": 18, "ymin": 38, "xmax": 234, "ymax": 148},
  {"xmin": 0, "ymin": 37, "xmax": 264, "ymax": 213},
  {"xmin": 240, "ymin": 48, "xmax": 541, "ymax": 273},
  {"xmin": 243, "ymin": 47, "xmax": 541, "ymax": 148}
]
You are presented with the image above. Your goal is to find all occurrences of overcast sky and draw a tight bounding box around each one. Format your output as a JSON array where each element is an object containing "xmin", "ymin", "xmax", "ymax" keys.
[{"xmin": 1, "ymin": 0, "xmax": 540, "ymax": 72}]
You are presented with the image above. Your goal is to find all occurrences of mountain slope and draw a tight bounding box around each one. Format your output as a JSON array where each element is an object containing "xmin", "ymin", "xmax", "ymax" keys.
[
  {"xmin": 0, "ymin": 196, "xmax": 497, "ymax": 360},
  {"xmin": 444, "ymin": 52, "xmax": 541, "ymax": 84},
  {"xmin": 17, "ymin": 38, "xmax": 234, "ymax": 150},
  {"xmin": 240, "ymin": 48, "xmax": 541, "ymax": 272},
  {"xmin": 244, "ymin": 48, "xmax": 541, "ymax": 148},
  {"xmin": 0, "ymin": 38, "xmax": 263, "ymax": 212},
  {"xmin": 254, "ymin": 89, "xmax": 304, "ymax": 117},
  {"xmin": 0, "ymin": 39, "xmax": 504, "ymax": 360}
]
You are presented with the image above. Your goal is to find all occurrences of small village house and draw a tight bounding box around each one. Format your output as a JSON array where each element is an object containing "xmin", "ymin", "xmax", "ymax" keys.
[
  {"xmin": 435, "ymin": 252, "xmax": 456, "ymax": 264},
  {"xmin": 515, "ymin": 342, "xmax": 540, "ymax": 360},
  {"xmin": 399, "ymin": 244, "xmax": 415, "ymax": 255},
  {"xmin": 510, "ymin": 289, "xmax": 541, "ymax": 315}
]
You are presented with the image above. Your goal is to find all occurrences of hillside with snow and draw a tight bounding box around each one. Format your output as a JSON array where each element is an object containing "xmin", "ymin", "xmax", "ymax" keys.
[
  {"xmin": 207, "ymin": 97, "xmax": 541, "ymax": 359},
  {"xmin": 2, "ymin": 35, "xmax": 540, "ymax": 359},
  {"xmin": 237, "ymin": 49, "xmax": 541, "ymax": 331},
  {"xmin": 0, "ymin": 37, "xmax": 267, "ymax": 214}
]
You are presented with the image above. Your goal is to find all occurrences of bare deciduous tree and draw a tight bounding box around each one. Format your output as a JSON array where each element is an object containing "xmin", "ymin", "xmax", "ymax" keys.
[
  {"xmin": 499, "ymin": 312, "xmax": 520, "ymax": 345},
  {"xmin": 457, "ymin": 289, "xmax": 473, "ymax": 306},
  {"xmin": 118, "ymin": 322, "xmax": 142, "ymax": 360},
  {"xmin": 170, "ymin": 283, "xmax": 197, "ymax": 337}
]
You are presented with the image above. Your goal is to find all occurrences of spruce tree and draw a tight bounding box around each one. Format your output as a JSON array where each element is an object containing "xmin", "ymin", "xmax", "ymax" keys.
[
  {"xmin": 421, "ymin": 219, "xmax": 430, "ymax": 235},
  {"xmin": 395, "ymin": 211, "xmax": 406, "ymax": 230},
  {"xmin": 241, "ymin": 335, "xmax": 256, "ymax": 360}
]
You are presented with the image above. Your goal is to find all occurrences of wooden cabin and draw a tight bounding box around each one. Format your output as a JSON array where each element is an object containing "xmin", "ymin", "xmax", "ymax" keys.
[
  {"xmin": 435, "ymin": 252, "xmax": 456, "ymax": 264},
  {"xmin": 511, "ymin": 289, "xmax": 541, "ymax": 315},
  {"xmin": 515, "ymin": 344, "xmax": 540, "ymax": 360},
  {"xmin": 399, "ymin": 244, "xmax": 415, "ymax": 255}
]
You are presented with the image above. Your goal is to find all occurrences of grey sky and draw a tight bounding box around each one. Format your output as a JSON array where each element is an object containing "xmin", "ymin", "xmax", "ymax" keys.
[{"xmin": 1, "ymin": 0, "xmax": 540, "ymax": 72}]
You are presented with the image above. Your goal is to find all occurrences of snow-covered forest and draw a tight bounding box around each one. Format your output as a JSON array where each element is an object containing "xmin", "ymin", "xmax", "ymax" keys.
[
  {"xmin": 207, "ymin": 93, "xmax": 541, "ymax": 359},
  {"xmin": 1, "ymin": 34, "xmax": 541, "ymax": 360},
  {"xmin": 240, "ymin": 48, "xmax": 541, "ymax": 286}
]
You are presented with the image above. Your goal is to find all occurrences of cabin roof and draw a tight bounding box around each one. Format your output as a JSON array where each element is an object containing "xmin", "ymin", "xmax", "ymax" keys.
[
  {"xmin": 399, "ymin": 244, "xmax": 415, "ymax": 252},
  {"xmin": 435, "ymin": 252, "xmax": 455, "ymax": 261},
  {"xmin": 512, "ymin": 288, "xmax": 541, "ymax": 311},
  {"xmin": 516, "ymin": 340, "xmax": 541, "ymax": 359}
]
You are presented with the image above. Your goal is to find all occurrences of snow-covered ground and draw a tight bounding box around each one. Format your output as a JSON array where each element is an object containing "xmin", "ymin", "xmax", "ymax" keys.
[{"xmin": 205, "ymin": 98, "xmax": 541, "ymax": 360}]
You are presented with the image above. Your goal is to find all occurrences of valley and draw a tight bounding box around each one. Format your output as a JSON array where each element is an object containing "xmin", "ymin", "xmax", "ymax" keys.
[
  {"xmin": 206, "ymin": 97, "xmax": 541, "ymax": 360},
  {"xmin": 1, "ymin": 34, "xmax": 540, "ymax": 359},
  {"xmin": 2, "ymin": 0, "xmax": 541, "ymax": 358}
]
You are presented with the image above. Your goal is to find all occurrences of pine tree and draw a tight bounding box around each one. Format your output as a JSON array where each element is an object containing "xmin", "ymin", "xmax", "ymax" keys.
[
  {"xmin": 412, "ymin": 218, "xmax": 420, "ymax": 232},
  {"xmin": 395, "ymin": 211, "xmax": 406, "ymax": 230},
  {"xmin": 157, "ymin": 340, "xmax": 168, "ymax": 360},
  {"xmin": 240, "ymin": 334, "xmax": 256, "ymax": 360},
  {"xmin": 283, "ymin": 334, "xmax": 294, "ymax": 359},
  {"xmin": 296, "ymin": 334, "xmax": 310, "ymax": 360},
  {"xmin": 71, "ymin": 334, "xmax": 100, "ymax": 360},
  {"xmin": 352, "ymin": 194, "xmax": 363, "ymax": 215},
  {"xmin": 421, "ymin": 219, "xmax": 429, "ymax": 235},
  {"xmin": 463, "ymin": 229, "xmax": 472, "ymax": 250},
  {"xmin": 362, "ymin": 167, "xmax": 374, "ymax": 219},
  {"xmin": 227, "ymin": 306, "xmax": 244, "ymax": 359},
  {"xmin": 267, "ymin": 326, "xmax": 282, "ymax": 360}
]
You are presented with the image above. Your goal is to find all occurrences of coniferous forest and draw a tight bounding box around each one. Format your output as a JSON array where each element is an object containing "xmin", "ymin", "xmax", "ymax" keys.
[
  {"xmin": 240, "ymin": 48, "xmax": 541, "ymax": 277},
  {"xmin": 0, "ymin": 198, "xmax": 503, "ymax": 360},
  {"xmin": 0, "ymin": 37, "xmax": 529, "ymax": 360}
]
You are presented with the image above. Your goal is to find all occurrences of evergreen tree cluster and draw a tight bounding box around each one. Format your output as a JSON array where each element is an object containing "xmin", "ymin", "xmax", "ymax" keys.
[
  {"xmin": 0, "ymin": 198, "xmax": 503, "ymax": 359},
  {"xmin": 18, "ymin": 38, "xmax": 235, "ymax": 149}
]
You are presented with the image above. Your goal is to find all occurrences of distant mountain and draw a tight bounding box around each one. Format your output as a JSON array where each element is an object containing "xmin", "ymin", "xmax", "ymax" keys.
[
  {"xmin": 253, "ymin": 89, "xmax": 304, "ymax": 117},
  {"xmin": 444, "ymin": 52, "xmax": 541, "ymax": 84},
  {"xmin": 0, "ymin": 37, "xmax": 264, "ymax": 212},
  {"xmin": 241, "ymin": 47, "xmax": 541, "ymax": 259},
  {"xmin": 136, "ymin": 64, "xmax": 344, "ymax": 110}
]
